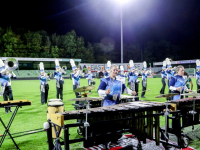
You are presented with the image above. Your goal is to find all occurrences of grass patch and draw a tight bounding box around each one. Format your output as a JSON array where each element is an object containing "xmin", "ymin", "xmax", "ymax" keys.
[{"xmin": 0, "ymin": 78, "xmax": 199, "ymax": 150}]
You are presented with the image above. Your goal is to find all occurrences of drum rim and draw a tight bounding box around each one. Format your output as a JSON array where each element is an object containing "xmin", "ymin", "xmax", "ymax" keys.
[{"xmin": 48, "ymin": 101, "xmax": 64, "ymax": 106}]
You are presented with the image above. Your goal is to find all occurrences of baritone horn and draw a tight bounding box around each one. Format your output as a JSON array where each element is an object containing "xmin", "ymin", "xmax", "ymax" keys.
[{"xmin": 4, "ymin": 58, "xmax": 18, "ymax": 71}]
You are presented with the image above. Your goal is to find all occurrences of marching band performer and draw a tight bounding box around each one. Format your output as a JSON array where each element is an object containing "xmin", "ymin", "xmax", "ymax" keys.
[
  {"xmin": 104, "ymin": 61, "xmax": 111, "ymax": 78},
  {"xmin": 160, "ymin": 60, "xmax": 167, "ymax": 94},
  {"xmin": 196, "ymin": 60, "xmax": 200, "ymax": 93},
  {"xmin": 127, "ymin": 65, "xmax": 131, "ymax": 87},
  {"xmin": 183, "ymin": 71, "xmax": 193, "ymax": 98},
  {"xmin": 53, "ymin": 59, "xmax": 66, "ymax": 101},
  {"xmin": 128, "ymin": 60, "xmax": 139, "ymax": 101},
  {"xmin": 85, "ymin": 66, "xmax": 93, "ymax": 87},
  {"xmin": 70, "ymin": 59, "xmax": 81, "ymax": 101},
  {"xmin": 39, "ymin": 62, "xmax": 50, "ymax": 105},
  {"xmin": 119, "ymin": 65, "xmax": 126, "ymax": 84},
  {"xmin": 169, "ymin": 65, "xmax": 192, "ymax": 100},
  {"xmin": 166, "ymin": 58, "xmax": 175, "ymax": 99},
  {"xmin": 141, "ymin": 61, "xmax": 148, "ymax": 98},
  {"xmin": 97, "ymin": 64, "xmax": 136, "ymax": 106},
  {"xmin": 0, "ymin": 59, "xmax": 17, "ymax": 113}
]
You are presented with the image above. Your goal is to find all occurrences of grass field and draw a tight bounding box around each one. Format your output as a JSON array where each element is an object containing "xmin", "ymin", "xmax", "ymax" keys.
[{"xmin": 0, "ymin": 77, "xmax": 199, "ymax": 150}]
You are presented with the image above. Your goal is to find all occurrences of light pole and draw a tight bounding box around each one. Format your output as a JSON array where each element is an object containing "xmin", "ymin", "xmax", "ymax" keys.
[{"xmin": 116, "ymin": 0, "xmax": 130, "ymax": 63}]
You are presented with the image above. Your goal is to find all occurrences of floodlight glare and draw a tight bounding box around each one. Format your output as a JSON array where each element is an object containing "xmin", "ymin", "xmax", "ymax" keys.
[{"xmin": 115, "ymin": 0, "xmax": 130, "ymax": 4}]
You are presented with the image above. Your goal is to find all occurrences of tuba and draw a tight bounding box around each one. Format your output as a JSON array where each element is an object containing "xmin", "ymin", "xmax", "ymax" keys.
[{"xmin": 4, "ymin": 58, "xmax": 18, "ymax": 71}]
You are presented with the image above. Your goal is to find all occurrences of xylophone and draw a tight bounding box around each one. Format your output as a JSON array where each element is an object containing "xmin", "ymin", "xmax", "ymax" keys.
[
  {"xmin": 0, "ymin": 100, "xmax": 32, "ymax": 150},
  {"xmin": 47, "ymin": 101, "xmax": 167, "ymax": 150},
  {"xmin": 47, "ymin": 96, "xmax": 200, "ymax": 150}
]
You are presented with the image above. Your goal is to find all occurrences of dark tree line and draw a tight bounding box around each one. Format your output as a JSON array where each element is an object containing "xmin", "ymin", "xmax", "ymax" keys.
[{"xmin": 0, "ymin": 27, "xmax": 182, "ymax": 64}]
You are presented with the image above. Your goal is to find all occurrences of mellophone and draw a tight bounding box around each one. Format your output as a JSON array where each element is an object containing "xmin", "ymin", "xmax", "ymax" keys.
[
  {"xmin": 46, "ymin": 97, "xmax": 200, "ymax": 150},
  {"xmin": 0, "ymin": 100, "xmax": 32, "ymax": 150}
]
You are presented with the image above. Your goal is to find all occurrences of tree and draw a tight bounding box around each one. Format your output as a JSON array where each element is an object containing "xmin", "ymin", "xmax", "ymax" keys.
[{"xmin": 24, "ymin": 31, "xmax": 42, "ymax": 57}]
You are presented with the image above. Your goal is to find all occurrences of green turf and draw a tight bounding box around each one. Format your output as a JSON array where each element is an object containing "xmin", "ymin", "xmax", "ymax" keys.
[{"xmin": 0, "ymin": 78, "xmax": 199, "ymax": 150}]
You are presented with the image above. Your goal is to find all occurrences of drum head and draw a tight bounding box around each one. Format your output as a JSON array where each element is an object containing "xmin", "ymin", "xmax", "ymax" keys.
[
  {"xmin": 48, "ymin": 101, "xmax": 64, "ymax": 106},
  {"xmin": 49, "ymin": 99, "xmax": 62, "ymax": 102}
]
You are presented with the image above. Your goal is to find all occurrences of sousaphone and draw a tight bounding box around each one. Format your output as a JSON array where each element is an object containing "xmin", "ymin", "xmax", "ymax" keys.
[{"xmin": 4, "ymin": 58, "xmax": 18, "ymax": 71}]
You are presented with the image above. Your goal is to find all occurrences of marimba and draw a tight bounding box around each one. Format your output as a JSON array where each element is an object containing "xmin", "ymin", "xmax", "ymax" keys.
[
  {"xmin": 0, "ymin": 100, "xmax": 32, "ymax": 150},
  {"xmin": 47, "ymin": 101, "xmax": 166, "ymax": 150}
]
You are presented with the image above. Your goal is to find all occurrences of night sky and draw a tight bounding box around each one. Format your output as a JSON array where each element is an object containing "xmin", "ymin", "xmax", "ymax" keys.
[{"xmin": 0, "ymin": 0, "xmax": 200, "ymax": 55}]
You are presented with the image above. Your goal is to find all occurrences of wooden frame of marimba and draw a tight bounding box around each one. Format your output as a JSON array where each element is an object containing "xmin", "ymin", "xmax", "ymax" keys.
[
  {"xmin": 46, "ymin": 99, "xmax": 200, "ymax": 150},
  {"xmin": 46, "ymin": 101, "xmax": 178, "ymax": 150}
]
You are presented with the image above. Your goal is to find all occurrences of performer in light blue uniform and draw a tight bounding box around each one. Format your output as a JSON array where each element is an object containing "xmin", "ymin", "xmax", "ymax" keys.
[
  {"xmin": 116, "ymin": 65, "xmax": 126, "ymax": 85},
  {"xmin": 166, "ymin": 58, "xmax": 176, "ymax": 100},
  {"xmin": 104, "ymin": 61, "xmax": 111, "ymax": 78},
  {"xmin": 39, "ymin": 62, "xmax": 50, "ymax": 105},
  {"xmin": 128, "ymin": 65, "xmax": 139, "ymax": 101},
  {"xmin": 86, "ymin": 66, "xmax": 93, "ymax": 86},
  {"xmin": 98, "ymin": 65, "xmax": 136, "ymax": 106},
  {"xmin": 169, "ymin": 65, "xmax": 191, "ymax": 100},
  {"xmin": 53, "ymin": 66, "xmax": 65, "ymax": 101},
  {"xmin": 0, "ymin": 63, "xmax": 17, "ymax": 113},
  {"xmin": 160, "ymin": 61, "xmax": 167, "ymax": 94},
  {"xmin": 70, "ymin": 59, "xmax": 82, "ymax": 102},
  {"xmin": 166, "ymin": 66, "xmax": 175, "ymax": 87},
  {"xmin": 141, "ymin": 71, "xmax": 148, "ymax": 98}
]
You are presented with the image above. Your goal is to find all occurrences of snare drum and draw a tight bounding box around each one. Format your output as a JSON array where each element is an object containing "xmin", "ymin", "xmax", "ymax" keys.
[{"xmin": 47, "ymin": 101, "xmax": 64, "ymax": 138}]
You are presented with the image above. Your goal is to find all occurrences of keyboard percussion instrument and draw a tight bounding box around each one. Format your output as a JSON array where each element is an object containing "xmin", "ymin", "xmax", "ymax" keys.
[
  {"xmin": 46, "ymin": 88, "xmax": 200, "ymax": 150},
  {"xmin": 0, "ymin": 100, "xmax": 32, "ymax": 150}
]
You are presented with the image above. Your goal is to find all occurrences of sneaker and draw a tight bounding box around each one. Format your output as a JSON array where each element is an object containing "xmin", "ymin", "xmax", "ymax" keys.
[
  {"xmin": 141, "ymin": 96, "xmax": 146, "ymax": 98},
  {"xmin": 9, "ymin": 109, "xmax": 12, "ymax": 112}
]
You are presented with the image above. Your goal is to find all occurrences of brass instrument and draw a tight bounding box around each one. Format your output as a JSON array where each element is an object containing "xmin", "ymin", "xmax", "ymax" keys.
[
  {"xmin": 4, "ymin": 58, "xmax": 18, "ymax": 71},
  {"xmin": 61, "ymin": 66, "xmax": 67, "ymax": 71}
]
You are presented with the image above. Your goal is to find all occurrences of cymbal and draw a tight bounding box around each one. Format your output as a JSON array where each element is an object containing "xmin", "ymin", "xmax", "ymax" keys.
[
  {"xmin": 155, "ymin": 93, "xmax": 179, "ymax": 98},
  {"xmin": 68, "ymin": 97, "xmax": 103, "ymax": 101},
  {"xmin": 74, "ymin": 86, "xmax": 95, "ymax": 93},
  {"xmin": 181, "ymin": 92, "xmax": 200, "ymax": 97}
]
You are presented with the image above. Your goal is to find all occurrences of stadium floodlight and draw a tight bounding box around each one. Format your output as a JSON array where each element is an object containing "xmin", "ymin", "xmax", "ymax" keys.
[{"xmin": 114, "ymin": 0, "xmax": 131, "ymax": 63}]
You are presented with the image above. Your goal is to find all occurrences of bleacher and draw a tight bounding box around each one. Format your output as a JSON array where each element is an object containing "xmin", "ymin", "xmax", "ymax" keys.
[{"xmin": 13, "ymin": 70, "xmax": 72, "ymax": 78}]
